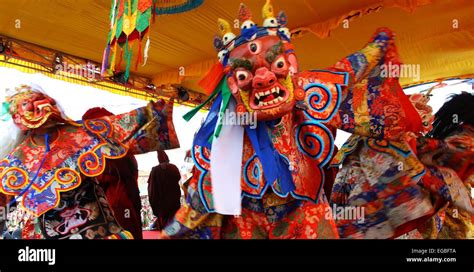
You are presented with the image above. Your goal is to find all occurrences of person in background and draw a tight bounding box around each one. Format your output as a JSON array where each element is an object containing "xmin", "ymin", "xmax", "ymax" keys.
[
  {"xmin": 82, "ymin": 107, "xmax": 143, "ymax": 239},
  {"xmin": 147, "ymin": 150, "xmax": 181, "ymax": 230}
]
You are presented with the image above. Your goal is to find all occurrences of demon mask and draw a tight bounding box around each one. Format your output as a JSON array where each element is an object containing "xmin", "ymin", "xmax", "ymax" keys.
[
  {"xmin": 6, "ymin": 85, "xmax": 74, "ymax": 131},
  {"xmin": 216, "ymin": 2, "xmax": 301, "ymax": 121}
]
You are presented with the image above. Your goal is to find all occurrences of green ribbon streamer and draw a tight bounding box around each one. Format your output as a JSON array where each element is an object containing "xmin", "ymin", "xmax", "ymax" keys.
[
  {"xmin": 183, "ymin": 79, "xmax": 223, "ymax": 121},
  {"xmin": 182, "ymin": 77, "xmax": 232, "ymax": 140},
  {"xmin": 213, "ymin": 80, "xmax": 231, "ymax": 139},
  {"xmin": 1, "ymin": 102, "xmax": 11, "ymax": 121}
]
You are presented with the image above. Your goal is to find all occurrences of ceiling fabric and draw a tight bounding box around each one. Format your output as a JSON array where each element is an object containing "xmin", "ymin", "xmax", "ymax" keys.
[{"xmin": 0, "ymin": 0, "xmax": 473, "ymax": 94}]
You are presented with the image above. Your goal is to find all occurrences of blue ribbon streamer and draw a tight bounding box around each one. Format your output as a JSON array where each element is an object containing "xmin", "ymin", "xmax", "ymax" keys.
[
  {"xmin": 193, "ymin": 93, "xmax": 223, "ymax": 149},
  {"xmin": 8, "ymin": 133, "xmax": 50, "ymax": 207},
  {"xmin": 188, "ymin": 79, "xmax": 295, "ymax": 195},
  {"xmin": 245, "ymin": 121, "xmax": 295, "ymax": 194}
]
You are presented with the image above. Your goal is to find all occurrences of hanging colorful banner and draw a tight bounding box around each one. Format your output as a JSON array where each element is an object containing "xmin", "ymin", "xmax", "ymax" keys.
[{"xmin": 101, "ymin": 0, "xmax": 204, "ymax": 80}]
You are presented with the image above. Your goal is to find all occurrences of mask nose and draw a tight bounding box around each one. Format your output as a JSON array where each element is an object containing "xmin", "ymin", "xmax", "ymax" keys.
[{"xmin": 252, "ymin": 67, "xmax": 277, "ymax": 89}]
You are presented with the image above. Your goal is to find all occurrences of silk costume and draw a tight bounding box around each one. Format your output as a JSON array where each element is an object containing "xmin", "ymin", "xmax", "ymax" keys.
[
  {"xmin": 0, "ymin": 85, "xmax": 179, "ymax": 239},
  {"xmin": 161, "ymin": 1, "xmax": 422, "ymax": 239},
  {"xmin": 331, "ymin": 90, "xmax": 474, "ymax": 239}
]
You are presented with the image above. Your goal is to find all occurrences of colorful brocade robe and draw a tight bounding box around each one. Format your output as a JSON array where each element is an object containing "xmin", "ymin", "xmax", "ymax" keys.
[
  {"xmin": 162, "ymin": 28, "xmax": 410, "ymax": 239},
  {"xmin": 414, "ymin": 126, "xmax": 474, "ymax": 239},
  {"xmin": 193, "ymin": 70, "xmax": 348, "ymax": 212},
  {"xmin": 329, "ymin": 86, "xmax": 473, "ymax": 239},
  {"xmin": 0, "ymin": 102, "xmax": 179, "ymax": 239},
  {"xmin": 330, "ymin": 134, "xmax": 434, "ymax": 239},
  {"xmin": 330, "ymin": 129, "xmax": 473, "ymax": 239},
  {"xmin": 163, "ymin": 70, "xmax": 348, "ymax": 239}
]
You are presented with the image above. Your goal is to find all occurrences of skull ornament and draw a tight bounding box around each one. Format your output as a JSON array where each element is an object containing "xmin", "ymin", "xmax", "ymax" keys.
[{"xmin": 217, "ymin": 1, "xmax": 299, "ymax": 121}]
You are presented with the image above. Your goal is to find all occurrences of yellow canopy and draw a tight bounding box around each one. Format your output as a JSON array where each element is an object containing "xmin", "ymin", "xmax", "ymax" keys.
[{"xmin": 0, "ymin": 0, "xmax": 473, "ymax": 94}]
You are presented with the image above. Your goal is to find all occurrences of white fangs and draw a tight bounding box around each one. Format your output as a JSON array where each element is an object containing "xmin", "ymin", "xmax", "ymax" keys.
[
  {"xmin": 257, "ymin": 95, "xmax": 284, "ymax": 107},
  {"xmin": 255, "ymin": 87, "xmax": 285, "ymax": 108}
]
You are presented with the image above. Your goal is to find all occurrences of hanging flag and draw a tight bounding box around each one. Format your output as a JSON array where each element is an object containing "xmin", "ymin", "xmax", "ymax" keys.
[{"xmin": 102, "ymin": 0, "xmax": 204, "ymax": 81}]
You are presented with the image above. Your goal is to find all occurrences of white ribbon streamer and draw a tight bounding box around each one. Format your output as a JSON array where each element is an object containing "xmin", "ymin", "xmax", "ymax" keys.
[{"xmin": 210, "ymin": 99, "xmax": 244, "ymax": 215}]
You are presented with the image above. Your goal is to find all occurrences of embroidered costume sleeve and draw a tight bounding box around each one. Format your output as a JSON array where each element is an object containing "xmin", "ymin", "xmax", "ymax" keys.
[
  {"xmin": 329, "ymin": 28, "xmax": 423, "ymax": 141},
  {"xmin": 83, "ymin": 100, "xmax": 179, "ymax": 156},
  {"xmin": 1, "ymin": 101, "xmax": 179, "ymax": 217},
  {"xmin": 327, "ymin": 29, "xmax": 474, "ymax": 238},
  {"xmin": 325, "ymin": 28, "xmax": 445, "ymax": 238}
]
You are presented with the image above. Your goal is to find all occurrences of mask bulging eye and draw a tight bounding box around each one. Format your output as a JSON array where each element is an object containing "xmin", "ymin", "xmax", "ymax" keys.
[
  {"xmin": 234, "ymin": 70, "xmax": 253, "ymax": 90},
  {"xmin": 236, "ymin": 71, "xmax": 249, "ymax": 81},
  {"xmin": 272, "ymin": 56, "xmax": 287, "ymax": 70},
  {"xmin": 249, "ymin": 42, "xmax": 260, "ymax": 54},
  {"xmin": 277, "ymin": 60, "xmax": 285, "ymax": 69}
]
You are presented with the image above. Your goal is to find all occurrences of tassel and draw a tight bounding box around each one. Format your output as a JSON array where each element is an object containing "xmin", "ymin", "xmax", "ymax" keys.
[
  {"xmin": 110, "ymin": 0, "xmax": 118, "ymax": 29},
  {"xmin": 135, "ymin": 35, "xmax": 142, "ymax": 71},
  {"xmin": 198, "ymin": 62, "xmax": 225, "ymax": 95},
  {"xmin": 152, "ymin": 0, "xmax": 157, "ymax": 23},
  {"xmin": 108, "ymin": 42, "xmax": 118, "ymax": 74},
  {"xmin": 124, "ymin": 39, "xmax": 132, "ymax": 81},
  {"xmin": 128, "ymin": 0, "xmax": 132, "ymax": 16},
  {"xmin": 142, "ymin": 35, "xmax": 150, "ymax": 67},
  {"xmin": 101, "ymin": 44, "xmax": 111, "ymax": 77},
  {"xmin": 116, "ymin": 46, "xmax": 124, "ymax": 70}
]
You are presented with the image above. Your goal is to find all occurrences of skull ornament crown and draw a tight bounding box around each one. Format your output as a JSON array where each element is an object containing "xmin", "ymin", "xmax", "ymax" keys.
[{"xmin": 214, "ymin": 0, "xmax": 299, "ymax": 121}]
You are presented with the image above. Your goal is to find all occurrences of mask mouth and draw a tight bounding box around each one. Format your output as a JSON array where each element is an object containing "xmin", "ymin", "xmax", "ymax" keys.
[
  {"xmin": 250, "ymin": 83, "xmax": 289, "ymax": 110},
  {"xmin": 36, "ymin": 103, "xmax": 51, "ymax": 111},
  {"xmin": 21, "ymin": 111, "xmax": 53, "ymax": 127},
  {"xmin": 34, "ymin": 98, "xmax": 59, "ymax": 118}
]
